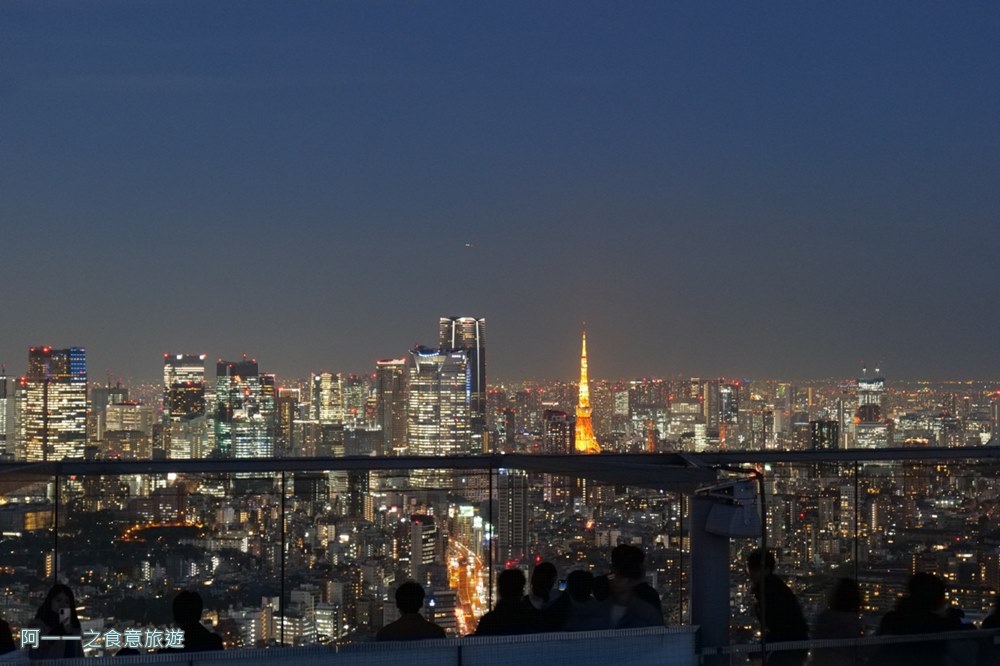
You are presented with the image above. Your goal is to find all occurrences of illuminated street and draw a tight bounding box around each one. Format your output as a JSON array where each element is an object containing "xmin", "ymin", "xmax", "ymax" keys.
[{"xmin": 448, "ymin": 539, "xmax": 488, "ymax": 635}]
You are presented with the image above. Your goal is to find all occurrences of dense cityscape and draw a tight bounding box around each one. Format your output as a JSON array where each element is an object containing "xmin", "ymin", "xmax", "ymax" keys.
[{"xmin": 0, "ymin": 317, "xmax": 998, "ymax": 655}]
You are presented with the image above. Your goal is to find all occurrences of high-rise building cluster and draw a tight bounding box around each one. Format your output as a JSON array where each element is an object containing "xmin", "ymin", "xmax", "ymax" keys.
[
  {"xmin": 0, "ymin": 317, "xmax": 493, "ymax": 463},
  {"xmin": 3, "ymin": 332, "xmax": 997, "ymax": 464}
]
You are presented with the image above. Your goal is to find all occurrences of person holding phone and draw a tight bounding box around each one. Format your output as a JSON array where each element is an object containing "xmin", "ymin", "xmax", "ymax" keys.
[{"xmin": 28, "ymin": 584, "xmax": 83, "ymax": 660}]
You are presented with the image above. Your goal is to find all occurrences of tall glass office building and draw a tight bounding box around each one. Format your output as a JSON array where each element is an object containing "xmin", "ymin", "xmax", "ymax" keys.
[{"xmin": 21, "ymin": 346, "xmax": 87, "ymax": 461}]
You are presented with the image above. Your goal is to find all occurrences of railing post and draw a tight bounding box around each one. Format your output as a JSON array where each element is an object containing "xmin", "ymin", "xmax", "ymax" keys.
[{"xmin": 690, "ymin": 495, "xmax": 729, "ymax": 666}]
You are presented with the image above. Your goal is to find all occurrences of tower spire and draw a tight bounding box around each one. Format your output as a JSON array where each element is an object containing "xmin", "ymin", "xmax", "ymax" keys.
[
  {"xmin": 578, "ymin": 328, "xmax": 590, "ymax": 410},
  {"xmin": 574, "ymin": 325, "xmax": 600, "ymax": 454}
]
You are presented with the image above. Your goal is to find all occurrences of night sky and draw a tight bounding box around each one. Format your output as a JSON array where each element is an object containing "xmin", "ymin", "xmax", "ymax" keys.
[{"xmin": 2, "ymin": 2, "xmax": 999, "ymax": 384}]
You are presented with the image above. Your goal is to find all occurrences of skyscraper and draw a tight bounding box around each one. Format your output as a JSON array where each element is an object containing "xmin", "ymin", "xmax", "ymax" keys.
[
  {"xmin": 276, "ymin": 387, "xmax": 300, "ymax": 457},
  {"xmin": 810, "ymin": 419, "xmax": 840, "ymax": 450},
  {"xmin": 375, "ymin": 358, "xmax": 407, "ymax": 456},
  {"xmin": 409, "ymin": 514, "xmax": 438, "ymax": 586},
  {"xmin": 163, "ymin": 354, "xmax": 208, "ymax": 459},
  {"xmin": 21, "ymin": 346, "xmax": 87, "ymax": 461},
  {"xmin": 856, "ymin": 373, "xmax": 885, "ymax": 422},
  {"xmin": 342, "ymin": 374, "xmax": 368, "ymax": 429},
  {"xmin": 719, "ymin": 382, "xmax": 741, "ymax": 427},
  {"xmin": 855, "ymin": 370, "xmax": 889, "ymax": 449},
  {"xmin": 163, "ymin": 354, "xmax": 207, "ymax": 421},
  {"xmin": 574, "ymin": 330, "xmax": 600, "ymax": 454},
  {"xmin": 406, "ymin": 347, "xmax": 472, "ymax": 457},
  {"xmin": 215, "ymin": 357, "xmax": 275, "ymax": 458},
  {"xmin": 496, "ymin": 468, "xmax": 527, "ymax": 566},
  {"xmin": 542, "ymin": 409, "xmax": 574, "ymax": 454},
  {"xmin": 438, "ymin": 317, "xmax": 486, "ymax": 442},
  {"xmin": 310, "ymin": 372, "xmax": 344, "ymax": 425}
]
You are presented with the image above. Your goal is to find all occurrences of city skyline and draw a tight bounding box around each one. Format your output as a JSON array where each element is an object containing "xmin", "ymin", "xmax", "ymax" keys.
[
  {"xmin": 3, "ymin": 2, "xmax": 1000, "ymax": 382},
  {"xmin": 2, "ymin": 335, "xmax": 1000, "ymax": 388}
]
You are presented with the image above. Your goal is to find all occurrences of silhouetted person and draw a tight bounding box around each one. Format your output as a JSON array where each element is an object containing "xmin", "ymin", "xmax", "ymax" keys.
[
  {"xmin": 167, "ymin": 590, "xmax": 223, "ymax": 652},
  {"xmin": 562, "ymin": 570, "xmax": 605, "ymax": 631},
  {"xmin": 609, "ymin": 544, "xmax": 664, "ymax": 625},
  {"xmin": 877, "ymin": 572, "xmax": 959, "ymax": 666},
  {"xmin": 745, "ymin": 549, "xmax": 808, "ymax": 666},
  {"xmin": 0, "ymin": 618, "xmax": 13, "ymax": 655},
  {"xmin": 475, "ymin": 569, "xmax": 533, "ymax": 635},
  {"xmin": 376, "ymin": 581, "xmax": 446, "ymax": 641},
  {"xmin": 604, "ymin": 573, "xmax": 662, "ymax": 628},
  {"xmin": 811, "ymin": 578, "xmax": 864, "ymax": 666},
  {"xmin": 29, "ymin": 584, "xmax": 83, "ymax": 660},
  {"xmin": 522, "ymin": 561, "xmax": 568, "ymax": 631}
]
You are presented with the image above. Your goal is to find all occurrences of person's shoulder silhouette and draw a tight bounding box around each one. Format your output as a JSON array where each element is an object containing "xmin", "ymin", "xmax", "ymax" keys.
[
  {"xmin": 163, "ymin": 590, "xmax": 224, "ymax": 652},
  {"xmin": 376, "ymin": 581, "xmax": 446, "ymax": 641},
  {"xmin": 476, "ymin": 569, "xmax": 533, "ymax": 636}
]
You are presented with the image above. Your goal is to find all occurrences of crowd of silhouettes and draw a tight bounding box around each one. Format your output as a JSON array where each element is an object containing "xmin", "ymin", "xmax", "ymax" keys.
[
  {"xmin": 742, "ymin": 549, "xmax": 1000, "ymax": 666},
  {"xmin": 373, "ymin": 544, "xmax": 667, "ymax": 641},
  {"xmin": 10, "ymin": 550, "xmax": 1000, "ymax": 662},
  {"xmin": 473, "ymin": 544, "xmax": 665, "ymax": 636}
]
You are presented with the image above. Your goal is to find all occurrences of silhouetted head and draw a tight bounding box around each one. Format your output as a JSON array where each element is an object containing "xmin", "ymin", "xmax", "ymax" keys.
[
  {"xmin": 395, "ymin": 581, "xmax": 425, "ymax": 614},
  {"xmin": 37, "ymin": 584, "xmax": 80, "ymax": 628},
  {"xmin": 531, "ymin": 562, "xmax": 558, "ymax": 598},
  {"xmin": 828, "ymin": 578, "xmax": 862, "ymax": 613},
  {"xmin": 746, "ymin": 548, "xmax": 776, "ymax": 578},
  {"xmin": 173, "ymin": 590, "xmax": 205, "ymax": 627},
  {"xmin": 907, "ymin": 572, "xmax": 945, "ymax": 612},
  {"xmin": 566, "ymin": 570, "xmax": 594, "ymax": 603},
  {"xmin": 611, "ymin": 544, "xmax": 645, "ymax": 580},
  {"xmin": 497, "ymin": 568, "xmax": 526, "ymax": 602}
]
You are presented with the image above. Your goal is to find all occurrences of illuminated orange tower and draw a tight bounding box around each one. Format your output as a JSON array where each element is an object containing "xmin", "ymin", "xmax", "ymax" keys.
[{"xmin": 574, "ymin": 328, "xmax": 601, "ymax": 454}]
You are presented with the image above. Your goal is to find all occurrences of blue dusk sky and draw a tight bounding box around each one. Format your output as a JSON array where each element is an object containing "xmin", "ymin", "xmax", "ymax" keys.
[{"xmin": 1, "ymin": 2, "xmax": 999, "ymax": 384}]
